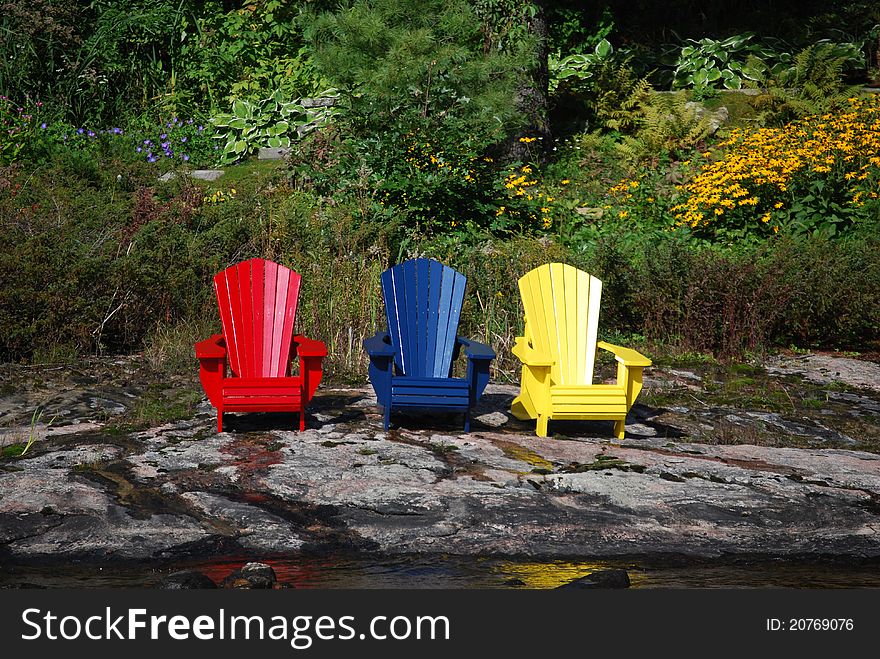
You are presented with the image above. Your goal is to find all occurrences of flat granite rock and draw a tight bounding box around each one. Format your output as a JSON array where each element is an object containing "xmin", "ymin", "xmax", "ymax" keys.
[
  {"xmin": 158, "ymin": 169, "xmax": 224, "ymax": 182},
  {"xmin": 767, "ymin": 354, "xmax": 880, "ymax": 392},
  {"xmin": 1, "ymin": 358, "xmax": 879, "ymax": 563}
]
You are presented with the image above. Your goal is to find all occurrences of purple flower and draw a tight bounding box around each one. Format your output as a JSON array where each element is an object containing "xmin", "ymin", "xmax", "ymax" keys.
[
  {"xmin": 148, "ymin": 155, "xmax": 157, "ymax": 163},
  {"xmin": 165, "ymin": 151, "xmax": 174, "ymax": 158},
  {"xmin": 198, "ymin": 125, "xmax": 204, "ymax": 132},
  {"xmin": 181, "ymin": 136, "xmax": 187, "ymax": 143},
  {"xmin": 166, "ymin": 122, "xmax": 173, "ymax": 128},
  {"xmin": 40, "ymin": 122, "xmax": 47, "ymax": 129},
  {"xmin": 87, "ymin": 130, "xmax": 96, "ymax": 138},
  {"xmin": 182, "ymin": 154, "xmax": 190, "ymax": 161},
  {"xmin": 112, "ymin": 127, "xmax": 121, "ymax": 134},
  {"xmin": 77, "ymin": 128, "xmax": 84, "ymax": 134},
  {"xmin": 187, "ymin": 118, "xmax": 194, "ymax": 125},
  {"xmin": 136, "ymin": 146, "xmax": 142, "ymax": 153},
  {"xmin": 161, "ymin": 141, "xmax": 170, "ymax": 150},
  {"xmin": 160, "ymin": 133, "xmax": 167, "ymax": 139}
]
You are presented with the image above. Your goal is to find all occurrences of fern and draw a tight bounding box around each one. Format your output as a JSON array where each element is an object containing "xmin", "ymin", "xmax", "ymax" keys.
[
  {"xmin": 603, "ymin": 77, "xmax": 652, "ymax": 133},
  {"xmin": 613, "ymin": 89, "xmax": 713, "ymax": 163},
  {"xmin": 746, "ymin": 43, "xmax": 864, "ymax": 126}
]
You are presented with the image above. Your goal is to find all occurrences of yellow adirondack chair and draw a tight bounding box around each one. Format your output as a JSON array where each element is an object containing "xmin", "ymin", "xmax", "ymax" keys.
[{"xmin": 510, "ymin": 263, "xmax": 651, "ymax": 439}]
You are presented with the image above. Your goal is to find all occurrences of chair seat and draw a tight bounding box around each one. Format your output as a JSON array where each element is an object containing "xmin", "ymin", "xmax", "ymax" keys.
[
  {"xmin": 222, "ymin": 376, "xmax": 302, "ymax": 412},
  {"xmin": 391, "ymin": 376, "xmax": 470, "ymax": 408},
  {"xmin": 550, "ymin": 383, "xmax": 628, "ymax": 418}
]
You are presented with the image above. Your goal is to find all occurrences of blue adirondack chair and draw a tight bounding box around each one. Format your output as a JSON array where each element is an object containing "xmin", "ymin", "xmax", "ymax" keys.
[{"xmin": 364, "ymin": 258, "xmax": 495, "ymax": 431}]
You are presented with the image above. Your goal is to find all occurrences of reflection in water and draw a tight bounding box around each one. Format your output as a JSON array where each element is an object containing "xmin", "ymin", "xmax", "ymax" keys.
[
  {"xmin": 2, "ymin": 555, "xmax": 880, "ymax": 589},
  {"xmin": 488, "ymin": 560, "xmax": 643, "ymax": 589}
]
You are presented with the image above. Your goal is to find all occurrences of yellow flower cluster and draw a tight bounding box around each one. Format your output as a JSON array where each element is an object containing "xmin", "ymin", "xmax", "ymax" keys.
[
  {"xmin": 498, "ymin": 164, "xmax": 554, "ymax": 228},
  {"xmin": 607, "ymin": 178, "xmax": 652, "ymax": 219},
  {"xmin": 609, "ymin": 178, "xmax": 640, "ymax": 201},
  {"xmin": 404, "ymin": 140, "xmax": 476, "ymax": 182},
  {"xmin": 203, "ymin": 188, "xmax": 237, "ymax": 204},
  {"xmin": 671, "ymin": 96, "xmax": 880, "ymax": 232}
]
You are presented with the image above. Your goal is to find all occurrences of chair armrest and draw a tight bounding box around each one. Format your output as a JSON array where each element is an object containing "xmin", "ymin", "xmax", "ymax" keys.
[
  {"xmin": 294, "ymin": 334, "xmax": 327, "ymax": 358},
  {"xmin": 511, "ymin": 336, "xmax": 554, "ymax": 367},
  {"xmin": 195, "ymin": 334, "xmax": 226, "ymax": 359},
  {"xmin": 195, "ymin": 334, "xmax": 226, "ymax": 407},
  {"xmin": 597, "ymin": 341, "xmax": 652, "ymax": 367},
  {"xmin": 363, "ymin": 331, "xmax": 396, "ymax": 358},
  {"xmin": 457, "ymin": 336, "xmax": 495, "ymax": 361}
]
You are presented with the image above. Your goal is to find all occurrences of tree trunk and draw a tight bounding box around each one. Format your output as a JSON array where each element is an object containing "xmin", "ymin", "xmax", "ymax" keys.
[{"xmin": 501, "ymin": 1, "xmax": 551, "ymax": 164}]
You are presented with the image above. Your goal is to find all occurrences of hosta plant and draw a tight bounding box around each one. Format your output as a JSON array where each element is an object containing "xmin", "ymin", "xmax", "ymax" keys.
[
  {"xmin": 549, "ymin": 39, "xmax": 614, "ymax": 93},
  {"xmin": 672, "ymin": 33, "xmax": 775, "ymax": 91},
  {"xmin": 211, "ymin": 90, "xmax": 337, "ymax": 164}
]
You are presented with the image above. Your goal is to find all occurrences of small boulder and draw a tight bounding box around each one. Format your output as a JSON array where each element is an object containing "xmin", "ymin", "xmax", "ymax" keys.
[
  {"xmin": 684, "ymin": 101, "xmax": 729, "ymax": 135},
  {"xmin": 221, "ymin": 562, "xmax": 279, "ymax": 589},
  {"xmin": 258, "ymin": 148, "xmax": 289, "ymax": 160},
  {"xmin": 556, "ymin": 569, "xmax": 631, "ymax": 590},
  {"xmin": 475, "ymin": 411, "xmax": 509, "ymax": 428},
  {"xmin": 159, "ymin": 570, "xmax": 217, "ymax": 589}
]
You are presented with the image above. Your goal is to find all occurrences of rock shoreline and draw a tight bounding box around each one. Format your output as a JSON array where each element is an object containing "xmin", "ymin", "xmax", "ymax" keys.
[{"xmin": 1, "ymin": 354, "xmax": 879, "ymax": 567}]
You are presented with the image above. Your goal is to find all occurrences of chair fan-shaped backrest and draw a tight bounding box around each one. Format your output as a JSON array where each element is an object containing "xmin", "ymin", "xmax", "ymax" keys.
[
  {"xmin": 518, "ymin": 263, "xmax": 603, "ymax": 385},
  {"xmin": 213, "ymin": 258, "xmax": 301, "ymax": 378},
  {"xmin": 380, "ymin": 258, "xmax": 466, "ymax": 378}
]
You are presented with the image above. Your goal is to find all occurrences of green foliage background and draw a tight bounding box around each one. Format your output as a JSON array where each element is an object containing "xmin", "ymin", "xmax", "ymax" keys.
[{"xmin": 2, "ymin": 0, "xmax": 880, "ymax": 374}]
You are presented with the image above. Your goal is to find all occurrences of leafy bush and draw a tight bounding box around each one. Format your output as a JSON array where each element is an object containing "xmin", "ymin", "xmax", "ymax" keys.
[
  {"xmin": 672, "ymin": 96, "xmax": 880, "ymax": 241},
  {"xmin": 0, "ymin": 0, "xmax": 84, "ymax": 119},
  {"xmin": 613, "ymin": 88, "xmax": 714, "ymax": 162},
  {"xmin": 0, "ymin": 97, "xmax": 40, "ymax": 165},
  {"xmin": 549, "ymin": 47, "xmax": 646, "ymax": 138},
  {"xmin": 0, "ymin": 0, "xmax": 326, "ymax": 125},
  {"xmin": 180, "ymin": 1, "xmax": 327, "ymax": 110}
]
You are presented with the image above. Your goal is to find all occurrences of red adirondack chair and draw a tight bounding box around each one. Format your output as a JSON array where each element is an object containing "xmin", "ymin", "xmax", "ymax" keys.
[{"xmin": 195, "ymin": 258, "xmax": 326, "ymax": 432}]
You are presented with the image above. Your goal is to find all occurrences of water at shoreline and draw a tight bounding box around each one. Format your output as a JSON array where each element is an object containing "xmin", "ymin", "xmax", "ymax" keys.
[{"xmin": 3, "ymin": 555, "xmax": 879, "ymax": 589}]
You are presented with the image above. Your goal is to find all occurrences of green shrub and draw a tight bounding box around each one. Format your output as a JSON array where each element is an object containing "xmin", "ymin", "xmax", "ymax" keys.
[
  {"xmin": 298, "ymin": 0, "xmax": 537, "ymax": 237},
  {"xmin": 2, "ymin": 153, "xmax": 879, "ymax": 372},
  {"xmin": 765, "ymin": 235, "xmax": 880, "ymax": 347}
]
